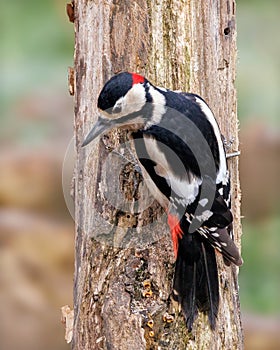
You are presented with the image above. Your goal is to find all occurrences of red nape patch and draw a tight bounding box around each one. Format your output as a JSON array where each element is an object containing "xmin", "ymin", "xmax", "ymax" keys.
[
  {"xmin": 167, "ymin": 214, "xmax": 183, "ymax": 258},
  {"xmin": 131, "ymin": 73, "xmax": 145, "ymax": 85}
]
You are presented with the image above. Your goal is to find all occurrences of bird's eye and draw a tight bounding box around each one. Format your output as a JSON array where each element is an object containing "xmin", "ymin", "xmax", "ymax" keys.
[
  {"xmin": 112, "ymin": 105, "xmax": 122, "ymax": 114},
  {"xmin": 112, "ymin": 96, "xmax": 124, "ymax": 114}
]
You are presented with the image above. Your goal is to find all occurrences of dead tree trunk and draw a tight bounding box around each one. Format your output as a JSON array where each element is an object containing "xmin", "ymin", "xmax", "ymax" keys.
[{"xmin": 71, "ymin": 0, "xmax": 243, "ymax": 349}]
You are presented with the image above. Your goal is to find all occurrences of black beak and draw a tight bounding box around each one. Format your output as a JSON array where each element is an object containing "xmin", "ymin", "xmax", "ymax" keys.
[{"xmin": 82, "ymin": 116, "xmax": 112, "ymax": 147}]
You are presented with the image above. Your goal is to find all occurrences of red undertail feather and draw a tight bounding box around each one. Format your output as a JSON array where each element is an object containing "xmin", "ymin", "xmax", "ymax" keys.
[{"xmin": 168, "ymin": 214, "xmax": 183, "ymax": 258}]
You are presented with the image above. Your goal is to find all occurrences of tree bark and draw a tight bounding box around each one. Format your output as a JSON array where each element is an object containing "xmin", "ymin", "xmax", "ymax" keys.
[{"xmin": 71, "ymin": 0, "xmax": 243, "ymax": 349}]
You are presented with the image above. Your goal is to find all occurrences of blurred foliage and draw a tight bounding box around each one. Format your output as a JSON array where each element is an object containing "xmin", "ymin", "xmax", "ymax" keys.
[
  {"xmin": 1, "ymin": 0, "xmax": 72, "ymax": 62},
  {"xmin": 240, "ymin": 218, "xmax": 280, "ymax": 314},
  {"xmin": 1, "ymin": 0, "xmax": 73, "ymax": 144},
  {"xmin": 236, "ymin": 0, "xmax": 280, "ymax": 317},
  {"xmin": 1, "ymin": 1, "xmax": 74, "ymax": 349},
  {"xmin": 236, "ymin": 0, "xmax": 280, "ymax": 127}
]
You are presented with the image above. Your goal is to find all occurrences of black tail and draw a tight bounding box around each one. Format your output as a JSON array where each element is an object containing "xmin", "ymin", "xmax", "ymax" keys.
[{"xmin": 173, "ymin": 233, "xmax": 219, "ymax": 331}]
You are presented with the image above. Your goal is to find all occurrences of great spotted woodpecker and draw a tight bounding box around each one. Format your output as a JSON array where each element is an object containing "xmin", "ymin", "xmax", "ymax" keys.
[{"xmin": 82, "ymin": 72, "xmax": 242, "ymax": 331}]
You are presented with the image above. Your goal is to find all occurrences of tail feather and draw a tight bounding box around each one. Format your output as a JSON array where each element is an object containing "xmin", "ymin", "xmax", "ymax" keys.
[
  {"xmin": 173, "ymin": 233, "xmax": 219, "ymax": 331},
  {"xmin": 199, "ymin": 241, "xmax": 219, "ymax": 327}
]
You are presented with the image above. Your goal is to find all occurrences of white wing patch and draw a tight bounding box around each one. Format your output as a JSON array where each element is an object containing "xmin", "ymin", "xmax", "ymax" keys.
[
  {"xmin": 199, "ymin": 198, "xmax": 208, "ymax": 207},
  {"xmin": 143, "ymin": 135, "xmax": 201, "ymax": 206},
  {"xmin": 170, "ymin": 175, "xmax": 201, "ymax": 206},
  {"xmin": 195, "ymin": 97, "xmax": 227, "ymax": 185},
  {"xmin": 196, "ymin": 210, "xmax": 213, "ymax": 222},
  {"xmin": 156, "ymin": 86, "xmax": 168, "ymax": 92}
]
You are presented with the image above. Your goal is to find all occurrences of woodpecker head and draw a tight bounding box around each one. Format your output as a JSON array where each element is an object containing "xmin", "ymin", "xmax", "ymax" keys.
[{"xmin": 82, "ymin": 72, "xmax": 150, "ymax": 147}]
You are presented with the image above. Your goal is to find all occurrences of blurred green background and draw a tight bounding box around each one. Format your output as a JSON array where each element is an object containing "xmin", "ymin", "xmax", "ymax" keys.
[
  {"xmin": 1, "ymin": 1, "xmax": 74, "ymax": 350},
  {"xmin": 1, "ymin": 0, "xmax": 279, "ymax": 349}
]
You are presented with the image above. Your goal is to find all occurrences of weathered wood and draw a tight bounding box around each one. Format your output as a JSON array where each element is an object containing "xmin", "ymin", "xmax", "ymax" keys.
[{"xmin": 72, "ymin": 0, "xmax": 243, "ymax": 349}]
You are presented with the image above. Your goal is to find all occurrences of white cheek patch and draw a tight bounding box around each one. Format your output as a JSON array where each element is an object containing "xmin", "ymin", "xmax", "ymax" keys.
[
  {"xmin": 123, "ymin": 84, "xmax": 146, "ymax": 115},
  {"xmin": 113, "ymin": 96, "xmax": 124, "ymax": 113}
]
